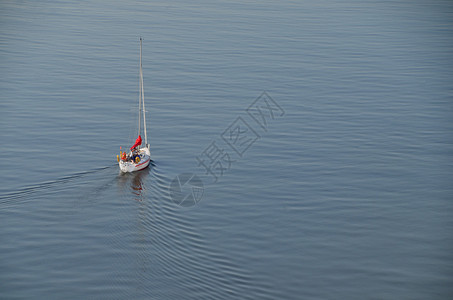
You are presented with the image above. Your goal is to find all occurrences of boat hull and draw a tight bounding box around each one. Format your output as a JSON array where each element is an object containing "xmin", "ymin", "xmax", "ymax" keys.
[{"xmin": 119, "ymin": 147, "xmax": 151, "ymax": 173}]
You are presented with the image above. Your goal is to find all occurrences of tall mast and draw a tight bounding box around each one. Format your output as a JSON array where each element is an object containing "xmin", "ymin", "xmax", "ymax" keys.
[
  {"xmin": 140, "ymin": 37, "xmax": 148, "ymax": 147},
  {"xmin": 138, "ymin": 38, "xmax": 142, "ymax": 137}
]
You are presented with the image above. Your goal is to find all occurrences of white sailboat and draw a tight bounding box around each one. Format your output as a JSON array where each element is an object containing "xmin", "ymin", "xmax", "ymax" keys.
[{"xmin": 118, "ymin": 38, "xmax": 151, "ymax": 172}]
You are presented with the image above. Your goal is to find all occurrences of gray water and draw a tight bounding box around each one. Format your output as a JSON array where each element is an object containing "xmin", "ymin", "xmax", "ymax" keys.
[{"xmin": 1, "ymin": 1, "xmax": 453, "ymax": 299}]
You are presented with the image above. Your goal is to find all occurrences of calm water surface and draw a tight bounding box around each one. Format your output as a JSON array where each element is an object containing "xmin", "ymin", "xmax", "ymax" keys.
[{"xmin": 1, "ymin": 0, "xmax": 453, "ymax": 299}]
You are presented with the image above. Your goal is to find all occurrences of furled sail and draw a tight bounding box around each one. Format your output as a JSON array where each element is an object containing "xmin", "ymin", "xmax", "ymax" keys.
[{"xmin": 130, "ymin": 135, "xmax": 142, "ymax": 150}]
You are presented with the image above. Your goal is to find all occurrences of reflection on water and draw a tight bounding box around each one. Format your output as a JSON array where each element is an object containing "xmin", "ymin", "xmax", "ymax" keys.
[
  {"xmin": 116, "ymin": 161, "xmax": 155, "ymax": 200},
  {"xmin": 117, "ymin": 167, "xmax": 150, "ymax": 200},
  {"xmin": 131, "ymin": 171, "xmax": 146, "ymax": 198}
]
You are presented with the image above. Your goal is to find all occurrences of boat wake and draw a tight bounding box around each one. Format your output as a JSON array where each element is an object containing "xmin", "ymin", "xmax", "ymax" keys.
[
  {"xmin": 0, "ymin": 159, "xmax": 255, "ymax": 299},
  {"xmin": 0, "ymin": 164, "xmax": 116, "ymax": 210}
]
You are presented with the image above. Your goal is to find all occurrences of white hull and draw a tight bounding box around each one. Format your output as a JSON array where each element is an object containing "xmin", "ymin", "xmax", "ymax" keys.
[{"xmin": 119, "ymin": 147, "xmax": 151, "ymax": 173}]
